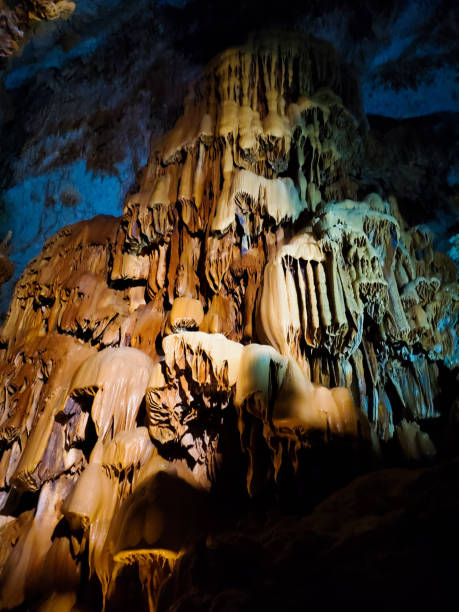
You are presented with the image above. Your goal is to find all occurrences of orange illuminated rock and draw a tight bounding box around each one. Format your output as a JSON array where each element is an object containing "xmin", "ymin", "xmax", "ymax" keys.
[{"xmin": 0, "ymin": 31, "xmax": 457, "ymax": 610}]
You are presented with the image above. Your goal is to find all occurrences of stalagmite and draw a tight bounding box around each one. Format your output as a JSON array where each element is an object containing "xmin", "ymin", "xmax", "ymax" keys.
[{"xmin": 0, "ymin": 30, "xmax": 457, "ymax": 609}]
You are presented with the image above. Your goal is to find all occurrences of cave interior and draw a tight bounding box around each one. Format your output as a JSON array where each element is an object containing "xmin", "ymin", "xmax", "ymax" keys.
[{"xmin": 0, "ymin": 1, "xmax": 458, "ymax": 610}]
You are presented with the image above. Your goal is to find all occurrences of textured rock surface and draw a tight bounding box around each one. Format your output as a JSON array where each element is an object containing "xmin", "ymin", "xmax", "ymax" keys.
[{"xmin": 0, "ymin": 26, "xmax": 458, "ymax": 612}]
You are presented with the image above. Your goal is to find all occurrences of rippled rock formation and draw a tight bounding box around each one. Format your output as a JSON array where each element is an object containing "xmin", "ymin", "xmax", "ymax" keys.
[{"xmin": 0, "ymin": 31, "xmax": 457, "ymax": 610}]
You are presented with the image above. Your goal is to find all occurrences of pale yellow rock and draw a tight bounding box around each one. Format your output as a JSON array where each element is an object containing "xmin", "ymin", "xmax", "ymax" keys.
[
  {"xmin": 69, "ymin": 347, "xmax": 154, "ymax": 438},
  {"xmin": 163, "ymin": 331, "xmax": 243, "ymax": 388},
  {"xmin": 168, "ymin": 297, "xmax": 204, "ymax": 332},
  {"xmin": 212, "ymin": 169, "xmax": 307, "ymax": 234},
  {"xmin": 234, "ymin": 343, "xmax": 290, "ymax": 407}
]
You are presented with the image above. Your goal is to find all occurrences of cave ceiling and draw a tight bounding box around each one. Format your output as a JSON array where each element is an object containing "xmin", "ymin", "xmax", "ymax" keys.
[{"xmin": 0, "ymin": 0, "xmax": 458, "ymax": 314}]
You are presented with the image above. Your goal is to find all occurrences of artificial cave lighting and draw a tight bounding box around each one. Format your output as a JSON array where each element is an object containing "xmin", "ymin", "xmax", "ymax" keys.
[{"xmin": 0, "ymin": 24, "xmax": 458, "ymax": 612}]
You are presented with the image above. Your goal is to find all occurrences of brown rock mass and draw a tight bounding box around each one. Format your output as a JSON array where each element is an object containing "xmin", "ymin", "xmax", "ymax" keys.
[{"xmin": 0, "ymin": 32, "xmax": 457, "ymax": 610}]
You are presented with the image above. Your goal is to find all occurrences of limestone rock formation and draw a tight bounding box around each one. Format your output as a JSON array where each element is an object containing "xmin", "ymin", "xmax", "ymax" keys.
[
  {"xmin": 0, "ymin": 0, "xmax": 76, "ymax": 61},
  {"xmin": 0, "ymin": 31, "xmax": 457, "ymax": 610}
]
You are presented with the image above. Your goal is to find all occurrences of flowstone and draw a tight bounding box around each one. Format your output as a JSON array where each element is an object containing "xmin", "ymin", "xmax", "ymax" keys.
[{"xmin": 0, "ymin": 32, "xmax": 457, "ymax": 610}]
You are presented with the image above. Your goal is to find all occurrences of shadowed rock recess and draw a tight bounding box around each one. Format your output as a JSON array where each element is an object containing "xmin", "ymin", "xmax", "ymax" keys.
[{"xmin": 0, "ymin": 31, "xmax": 458, "ymax": 611}]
